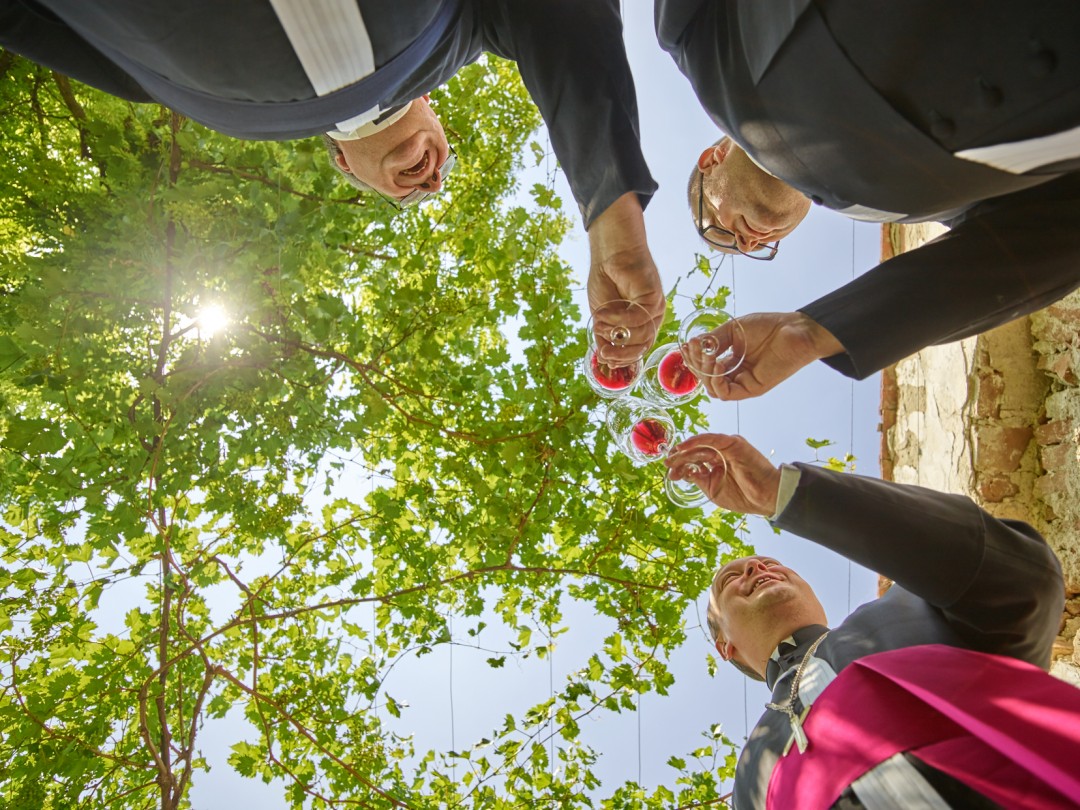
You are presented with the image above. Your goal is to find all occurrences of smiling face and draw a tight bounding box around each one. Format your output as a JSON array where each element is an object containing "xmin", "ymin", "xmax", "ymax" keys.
[
  {"xmin": 708, "ymin": 556, "xmax": 826, "ymax": 678},
  {"xmin": 334, "ymin": 95, "xmax": 450, "ymax": 200}
]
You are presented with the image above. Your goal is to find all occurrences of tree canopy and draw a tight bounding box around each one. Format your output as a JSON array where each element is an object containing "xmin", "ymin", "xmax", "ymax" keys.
[{"xmin": 0, "ymin": 51, "xmax": 746, "ymax": 809}]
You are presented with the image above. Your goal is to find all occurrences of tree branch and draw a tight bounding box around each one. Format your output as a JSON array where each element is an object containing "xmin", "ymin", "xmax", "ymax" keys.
[{"xmin": 212, "ymin": 666, "xmax": 408, "ymax": 808}]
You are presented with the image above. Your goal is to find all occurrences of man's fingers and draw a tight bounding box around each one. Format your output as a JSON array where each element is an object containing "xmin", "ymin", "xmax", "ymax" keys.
[
  {"xmin": 590, "ymin": 299, "xmax": 661, "ymax": 368},
  {"xmin": 704, "ymin": 372, "xmax": 754, "ymax": 401},
  {"xmin": 597, "ymin": 340, "xmax": 650, "ymax": 368},
  {"xmin": 667, "ymin": 432, "xmax": 738, "ymax": 459},
  {"xmin": 591, "ymin": 300, "xmax": 659, "ymax": 338},
  {"xmin": 665, "ymin": 444, "xmax": 729, "ymax": 486}
]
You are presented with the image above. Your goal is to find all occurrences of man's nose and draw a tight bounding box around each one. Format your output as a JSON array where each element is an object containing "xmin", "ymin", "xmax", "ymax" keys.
[
  {"xmin": 419, "ymin": 167, "xmax": 443, "ymax": 191},
  {"xmin": 736, "ymin": 233, "xmax": 761, "ymax": 252}
]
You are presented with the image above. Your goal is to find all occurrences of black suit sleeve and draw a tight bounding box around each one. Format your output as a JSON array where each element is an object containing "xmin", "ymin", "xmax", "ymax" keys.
[
  {"xmin": 800, "ymin": 172, "xmax": 1080, "ymax": 379},
  {"xmin": 480, "ymin": 0, "xmax": 657, "ymax": 228},
  {"xmin": 774, "ymin": 464, "xmax": 1064, "ymax": 665},
  {"xmin": 0, "ymin": 0, "xmax": 151, "ymax": 101}
]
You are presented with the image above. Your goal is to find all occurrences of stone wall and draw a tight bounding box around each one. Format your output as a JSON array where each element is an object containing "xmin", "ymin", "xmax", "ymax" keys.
[{"xmin": 880, "ymin": 223, "xmax": 1080, "ymax": 686}]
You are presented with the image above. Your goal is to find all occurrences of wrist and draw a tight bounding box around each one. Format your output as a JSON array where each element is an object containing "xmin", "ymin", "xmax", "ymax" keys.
[
  {"xmin": 796, "ymin": 312, "xmax": 844, "ymax": 359},
  {"xmin": 588, "ymin": 192, "xmax": 649, "ymax": 262}
]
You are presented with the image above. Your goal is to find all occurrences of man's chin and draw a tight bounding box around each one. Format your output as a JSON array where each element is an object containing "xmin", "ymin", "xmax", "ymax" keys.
[{"xmin": 750, "ymin": 581, "xmax": 797, "ymax": 606}]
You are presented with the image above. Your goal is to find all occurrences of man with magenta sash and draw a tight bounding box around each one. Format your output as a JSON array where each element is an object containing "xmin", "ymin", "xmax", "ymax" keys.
[{"xmin": 665, "ymin": 433, "xmax": 1080, "ymax": 810}]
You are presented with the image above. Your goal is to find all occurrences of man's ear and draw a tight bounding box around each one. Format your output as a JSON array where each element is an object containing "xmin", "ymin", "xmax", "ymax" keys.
[
  {"xmin": 697, "ymin": 140, "xmax": 732, "ymax": 172},
  {"xmin": 715, "ymin": 637, "xmax": 735, "ymax": 662},
  {"xmin": 334, "ymin": 151, "xmax": 353, "ymax": 174}
]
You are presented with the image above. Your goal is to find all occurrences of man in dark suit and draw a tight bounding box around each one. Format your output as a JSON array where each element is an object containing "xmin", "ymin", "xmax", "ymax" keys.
[
  {"xmin": 0, "ymin": 0, "xmax": 666, "ymax": 351},
  {"xmin": 657, "ymin": 0, "xmax": 1080, "ymax": 400},
  {"xmin": 664, "ymin": 432, "xmax": 1078, "ymax": 809}
]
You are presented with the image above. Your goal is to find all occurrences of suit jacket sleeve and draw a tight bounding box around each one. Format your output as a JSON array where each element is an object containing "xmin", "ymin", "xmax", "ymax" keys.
[
  {"xmin": 774, "ymin": 463, "xmax": 1064, "ymax": 665},
  {"xmin": 0, "ymin": 0, "xmax": 151, "ymax": 101},
  {"xmin": 480, "ymin": 0, "xmax": 657, "ymax": 228},
  {"xmin": 800, "ymin": 172, "xmax": 1080, "ymax": 379}
]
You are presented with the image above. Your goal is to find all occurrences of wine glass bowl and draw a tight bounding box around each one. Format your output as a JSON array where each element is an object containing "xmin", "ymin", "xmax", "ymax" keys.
[
  {"xmin": 677, "ymin": 307, "xmax": 746, "ymax": 379},
  {"xmin": 604, "ymin": 399, "xmax": 676, "ymax": 465},
  {"xmin": 663, "ymin": 445, "xmax": 727, "ymax": 508},
  {"xmin": 583, "ymin": 299, "xmax": 655, "ymax": 398},
  {"xmin": 584, "ymin": 347, "xmax": 644, "ymax": 398},
  {"xmin": 639, "ymin": 342, "xmax": 703, "ymax": 407}
]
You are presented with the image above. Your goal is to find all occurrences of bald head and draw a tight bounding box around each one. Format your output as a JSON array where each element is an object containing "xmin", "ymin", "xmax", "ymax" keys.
[{"xmin": 690, "ymin": 138, "xmax": 810, "ymax": 256}]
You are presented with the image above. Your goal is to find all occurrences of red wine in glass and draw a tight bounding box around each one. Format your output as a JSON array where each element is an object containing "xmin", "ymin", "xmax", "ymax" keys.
[
  {"xmin": 631, "ymin": 418, "xmax": 671, "ymax": 458},
  {"xmin": 658, "ymin": 350, "xmax": 699, "ymax": 395},
  {"xmin": 591, "ymin": 352, "xmax": 639, "ymax": 392}
]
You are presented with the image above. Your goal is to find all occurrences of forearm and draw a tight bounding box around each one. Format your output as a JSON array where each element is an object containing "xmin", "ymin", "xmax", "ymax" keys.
[
  {"xmin": 775, "ymin": 464, "xmax": 1064, "ymax": 658},
  {"xmin": 587, "ymin": 193, "xmax": 650, "ymax": 270},
  {"xmin": 484, "ymin": 0, "xmax": 657, "ymax": 227},
  {"xmin": 0, "ymin": 0, "xmax": 152, "ymax": 101},
  {"xmin": 801, "ymin": 173, "xmax": 1080, "ymax": 379}
]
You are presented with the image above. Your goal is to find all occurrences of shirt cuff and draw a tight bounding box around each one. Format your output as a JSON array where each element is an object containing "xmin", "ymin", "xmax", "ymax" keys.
[{"xmin": 768, "ymin": 464, "xmax": 802, "ymax": 522}]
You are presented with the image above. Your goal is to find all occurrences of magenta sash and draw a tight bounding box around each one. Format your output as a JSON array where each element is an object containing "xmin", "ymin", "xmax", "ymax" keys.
[{"xmin": 766, "ymin": 645, "xmax": 1080, "ymax": 809}]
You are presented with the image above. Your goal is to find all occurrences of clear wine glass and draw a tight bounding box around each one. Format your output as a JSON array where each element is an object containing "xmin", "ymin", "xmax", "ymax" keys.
[
  {"xmin": 604, "ymin": 399, "xmax": 727, "ymax": 507},
  {"xmin": 605, "ymin": 398, "xmax": 676, "ymax": 464},
  {"xmin": 677, "ymin": 307, "xmax": 746, "ymax": 380},
  {"xmin": 582, "ymin": 299, "xmax": 654, "ymax": 398},
  {"xmin": 663, "ymin": 445, "xmax": 727, "ymax": 509},
  {"xmin": 638, "ymin": 341, "xmax": 703, "ymax": 408}
]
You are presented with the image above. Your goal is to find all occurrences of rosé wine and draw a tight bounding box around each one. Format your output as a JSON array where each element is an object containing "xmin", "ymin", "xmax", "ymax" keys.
[
  {"xmin": 591, "ymin": 353, "xmax": 637, "ymax": 391},
  {"xmin": 631, "ymin": 418, "xmax": 670, "ymax": 457},
  {"xmin": 658, "ymin": 350, "xmax": 698, "ymax": 395}
]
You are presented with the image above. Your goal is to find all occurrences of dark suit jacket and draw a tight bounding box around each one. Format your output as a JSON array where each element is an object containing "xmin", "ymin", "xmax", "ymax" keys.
[
  {"xmin": 729, "ymin": 463, "xmax": 1065, "ymax": 809},
  {"xmin": 1, "ymin": 0, "xmax": 656, "ymax": 227},
  {"xmin": 657, "ymin": 0, "xmax": 1080, "ymax": 377}
]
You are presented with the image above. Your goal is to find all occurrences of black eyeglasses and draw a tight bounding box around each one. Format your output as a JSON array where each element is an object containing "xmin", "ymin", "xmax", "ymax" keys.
[
  {"xmin": 377, "ymin": 146, "xmax": 457, "ymax": 210},
  {"xmin": 696, "ymin": 170, "xmax": 779, "ymax": 261}
]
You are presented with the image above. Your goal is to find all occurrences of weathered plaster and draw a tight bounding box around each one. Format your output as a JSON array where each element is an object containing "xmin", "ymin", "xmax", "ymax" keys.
[{"xmin": 880, "ymin": 222, "xmax": 1080, "ymax": 684}]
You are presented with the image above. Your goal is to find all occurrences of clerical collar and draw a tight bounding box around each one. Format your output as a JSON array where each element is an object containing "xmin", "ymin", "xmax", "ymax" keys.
[
  {"xmin": 328, "ymin": 102, "xmax": 411, "ymax": 141},
  {"xmin": 765, "ymin": 624, "xmax": 830, "ymax": 689}
]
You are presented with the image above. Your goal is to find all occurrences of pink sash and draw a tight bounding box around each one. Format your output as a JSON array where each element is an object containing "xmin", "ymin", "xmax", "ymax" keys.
[{"xmin": 766, "ymin": 645, "xmax": 1080, "ymax": 809}]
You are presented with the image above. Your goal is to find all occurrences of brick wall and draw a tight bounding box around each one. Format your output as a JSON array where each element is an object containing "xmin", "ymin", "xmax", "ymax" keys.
[{"xmin": 880, "ymin": 223, "xmax": 1080, "ymax": 685}]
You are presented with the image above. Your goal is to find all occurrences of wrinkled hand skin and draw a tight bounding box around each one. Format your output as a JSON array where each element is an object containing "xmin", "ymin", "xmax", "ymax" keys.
[
  {"xmin": 664, "ymin": 433, "xmax": 782, "ymax": 516},
  {"xmin": 586, "ymin": 192, "xmax": 665, "ymax": 367},
  {"xmin": 700, "ymin": 312, "xmax": 843, "ymax": 401}
]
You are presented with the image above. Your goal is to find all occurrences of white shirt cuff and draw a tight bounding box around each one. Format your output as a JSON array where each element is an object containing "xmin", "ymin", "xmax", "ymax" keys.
[{"xmin": 767, "ymin": 464, "xmax": 802, "ymax": 522}]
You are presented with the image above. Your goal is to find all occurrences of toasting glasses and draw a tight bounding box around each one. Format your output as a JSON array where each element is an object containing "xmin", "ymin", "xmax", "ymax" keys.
[
  {"xmin": 636, "ymin": 308, "xmax": 746, "ymax": 407},
  {"xmin": 582, "ymin": 299, "xmax": 654, "ymax": 398},
  {"xmin": 604, "ymin": 399, "xmax": 727, "ymax": 507}
]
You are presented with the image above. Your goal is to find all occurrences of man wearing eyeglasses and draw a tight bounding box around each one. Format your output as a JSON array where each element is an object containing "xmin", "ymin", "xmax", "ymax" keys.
[
  {"xmin": 2, "ymin": 0, "xmax": 667, "ymax": 350},
  {"xmin": 664, "ymin": 432, "xmax": 1079, "ymax": 810},
  {"xmin": 659, "ymin": 0, "xmax": 1080, "ymax": 402}
]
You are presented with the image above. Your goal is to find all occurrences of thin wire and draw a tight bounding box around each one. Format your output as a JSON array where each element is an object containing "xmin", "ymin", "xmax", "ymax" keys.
[
  {"xmin": 548, "ymin": 621, "xmax": 554, "ymax": 776},
  {"xmin": 847, "ymin": 220, "xmax": 855, "ymax": 614},
  {"xmin": 732, "ymin": 256, "xmax": 752, "ymax": 743},
  {"xmin": 732, "ymin": 256, "xmax": 741, "ymax": 440},
  {"xmin": 743, "ymin": 677, "xmax": 749, "ymax": 742},
  {"xmin": 449, "ymin": 615, "xmax": 456, "ymax": 765},
  {"xmin": 637, "ymin": 691, "xmax": 642, "ymax": 785}
]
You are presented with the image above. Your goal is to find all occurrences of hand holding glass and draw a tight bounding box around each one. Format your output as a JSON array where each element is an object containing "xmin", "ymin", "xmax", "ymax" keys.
[
  {"xmin": 638, "ymin": 342, "xmax": 704, "ymax": 407},
  {"xmin": 678, "ymin": 308, "xmax": 746, "ymax": 381},
  {"xmin": 604, "ymin": 399, "xmax": 727, "ymax": 507},
  {"xmin": 583, "ymin": 299, "xmax": 653, "ymax": 398}
]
